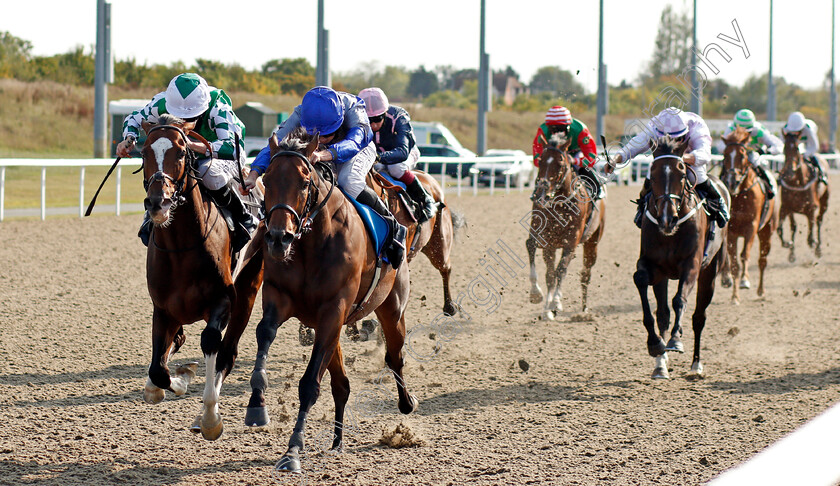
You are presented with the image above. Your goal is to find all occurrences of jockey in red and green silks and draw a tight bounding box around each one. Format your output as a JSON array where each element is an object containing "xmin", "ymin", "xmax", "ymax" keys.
[{"xmin": 531, "ymin": 106, "xmax": 603, "ymax": 199}]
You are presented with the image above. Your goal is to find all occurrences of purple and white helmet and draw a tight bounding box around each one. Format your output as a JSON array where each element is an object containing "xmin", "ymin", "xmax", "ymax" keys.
[{"xmin": 652, "ymin": 107, "xmax": 689, "ymax": 138}]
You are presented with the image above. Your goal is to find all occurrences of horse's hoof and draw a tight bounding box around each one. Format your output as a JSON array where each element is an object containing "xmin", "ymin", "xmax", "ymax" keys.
[
  {"xmin": 652, "ymin": 367, "xmax": 670, "ymax": 379},
  {"xmin": 721, "ymin": 276, "xmax": 733, "ymax": 288},
  {"xmin": 442, "ymin": 301, "xmax": 458, "ymax": 317},
  {"xmin": 143, "ymin": 386, "xmax": 165, "ymax": 405},
  {"xmin": 201, "ymin": 414, "xmax": 224, "ymax": 441},
  {"xmin": 529, "ymin": 292, "xmax": 543, "ymax": 304},
  {"xmin": 540, "ymin": 310, "xmax": 555, "ymax": 321},
  {"xmin": 189, "ymin": 415, "xmax": 201, "ymax": 434},
  {"xmin": 815, "ymin": 247, "xmax": 823, "ymax": 258},
  {"xmin": 689, "ymin": 361, "xmax": 705, "ymax": 378},
  {"xmin": 739, "ymin": 279, "xmax": 751, "ymax": 289},
  {"xmin": 789, "ymin": 253, "xmax": 796, "ymax": 263},
  {"xmin": 245, "ymin": 406, "xmax": 270, "ymax": 427},
  {"xmin": 274, "ymin": 454, "xmax": 302, "ymax": 474},
  {"xmin": 399, "ymin": 394, "xmax": 418, "ymax": 415},
  {"xmin": 731, "ymin": 296, "xmax": 741, "ymax": 305},
  {"xmin": 664, "ymin": 339, "xmax": 684, "ymax": 353}
]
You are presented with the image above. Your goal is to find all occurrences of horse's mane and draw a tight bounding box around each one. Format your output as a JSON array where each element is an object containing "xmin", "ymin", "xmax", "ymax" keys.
[
  {"xmin": 652, "ymin": 135, "xmax": 685, "ymax": 156},
  {"xmin": 725, "ymin": 126, "xmax": 749, "ymax": 144},
  {"xmin": 548, "ymin": 132, "xmax": 569, "ymax": 149},
  {"xmin": 158, "ymin": 113, "xmax": 185, "ymax": 126},
  {"xmin": 278, "ymin": 127, "xmax": 314, "ymax": 152}
]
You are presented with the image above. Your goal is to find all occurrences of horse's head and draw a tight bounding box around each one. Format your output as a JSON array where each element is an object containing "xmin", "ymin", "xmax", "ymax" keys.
[
  {"xmin": 533, "ymin": 132, "xmax": 573, "ymax": 202},
  {"xmin": 721, "ymin": 126, "xmax": 751, "ymax": 193},
  {"xmin": 648, "ymin": 135, "xmax": 690, "ymax": 235},
  {"xmin": 262, "ymin": 127, "xmax": 321, "ymax": 261},
  {"xmin": 783, "ymin": 130, "xmax": 803, "ymax": 173},
  {"xmin": 141, "ymin": 114, "xmax": 197, "ymax": 226}
]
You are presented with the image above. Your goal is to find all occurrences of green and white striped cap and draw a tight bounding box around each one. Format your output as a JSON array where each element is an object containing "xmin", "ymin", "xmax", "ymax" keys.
[{"xmin": 734, "ymin": 109, "xmax": 756, "ymax": 128}]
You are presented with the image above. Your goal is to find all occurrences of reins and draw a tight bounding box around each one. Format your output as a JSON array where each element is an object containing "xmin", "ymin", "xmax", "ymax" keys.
[{"xmin": 644, "ymin": 154, "xmax": 705, "ymax": 230}]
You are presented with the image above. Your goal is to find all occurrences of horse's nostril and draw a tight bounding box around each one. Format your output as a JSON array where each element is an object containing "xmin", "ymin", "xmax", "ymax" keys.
[
  {"xmin": 281, "ymin": 233, "xmax": 294, "ymax": 246},
  {"xmin": 143, "ymin": 198, "xmax": 152, "ymax": 210}
]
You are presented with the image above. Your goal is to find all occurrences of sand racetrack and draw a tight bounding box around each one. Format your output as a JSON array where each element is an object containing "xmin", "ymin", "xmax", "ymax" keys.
[{"xmin": 1, "ymin": 184, "xmax": 839, "ymax": 485}]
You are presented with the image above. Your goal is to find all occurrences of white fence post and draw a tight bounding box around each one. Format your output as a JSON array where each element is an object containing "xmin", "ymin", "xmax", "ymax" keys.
[
  {"xmin": 116, "ymin": 166, "xmax": 122, "ymax": 216},
  {"xmin": 79, "ymin": 167, "xmax": 85, "ymax": 218},
  {"xmin": 0, "ymin": 166, "xmax": 5, "ymax": 222},
  {"xmin": 40, "ymin": 166, "xmax": 46, "ymax": 221},
  {"xmin": 457, "ymin": 163, "xmax": 462, "ymax": 197}
]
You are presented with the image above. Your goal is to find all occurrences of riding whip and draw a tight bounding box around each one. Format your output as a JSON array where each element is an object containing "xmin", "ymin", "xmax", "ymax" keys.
[{"xmin": 84, "ymin": 156, "xmax": 122, "ymax": 217}]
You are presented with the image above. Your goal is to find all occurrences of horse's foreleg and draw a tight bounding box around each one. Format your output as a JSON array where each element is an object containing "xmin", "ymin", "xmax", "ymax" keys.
[
  {"xmin": 552, "ymin": 247, "xmax": 576, "ymax": 313},
  {"xmin": 526, "ymin": 236, "xmax": 544, "ymax": 305},
  {"xmin": 276, "ymin": 314, "xmax": 343, "ymax": 474},
  {"xmin": 739, "ymin": 229, "xmax": 758, "ymax": 291},
  {"xmin": 145, "ymin": 308, "xmax": 185, "ymax": 404},
  {"xmin": 580, "ymin": 240, "xmax": 598, "ymax": 313},
  {"xmin": 219, "ymin": 246, "xmax": 264, "ymax": 378},
  {"xmin": 806, "ymin": 207, "xmax": 817, "ymax": 249},
  {"xmin": 652, "ymin": 279, "xmax": 669, "ymax": 338},
  {"xmin": 326, "ymin": 344, "xmax": 350, "ymax": 452},
  {"xmin": 757, "ymin": 222, "xmax": 773, "ymax": 297},
  {"xmin": 816, "ymin": 191, "xmax": 829, "ymax": 258},
  {"xmin": 199, "ymin": 302, "xmax": 232, "ymax": 441},
  {"xmin": 720, "ymin": 237, "xmax": 734, "ymax": 289},
  {"xmin": 667, "ymin": 265, "xmax": 698, "ymax": 354},
  {"xmin": 246, "ymin": 292, "xmax": 291, "ymax": 428},
  {"xmin": 690, "ymin": 253, "xmax": 720, "ymax": 378},
  {"xmin": 540, "ymin": 248, "xmax": 558, "ymax": 320},
  {"xmin": 633, "ymin": 262, "xmax": 664, "ymax": 358},
  {"xmin": 787, "ymin": 213, "xmax": 797, "ymax": 262}
]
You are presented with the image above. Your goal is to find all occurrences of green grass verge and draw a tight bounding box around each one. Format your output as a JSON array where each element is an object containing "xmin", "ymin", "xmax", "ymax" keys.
[{"xmin": 2, "ymin": 165, "xmax": 147, "ymax": 209}]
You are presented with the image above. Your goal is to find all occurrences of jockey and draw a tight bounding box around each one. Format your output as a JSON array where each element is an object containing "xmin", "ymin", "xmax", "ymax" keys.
[
  {"xmin": 607, "ymin": 107, "xmax": 729, "ymax": 229},
  {"xmin": 783, "ymin": 111, "xmax": 828, "ymax": 186},
  {"xmin": 532, "ymin": 106, "xmax": 604, "ymax": 199},
  {"xmin": 358, "ymin": 87, "xmax": 437, "ymax": 223},
  {"xmin": 245, "ymin": 86, "xmax": 407, "ymax": 268},
  {"xmin": 116, "ymin": 73, "xmax": 257, "ymax": 252},
  {"xmin": 722, "ymin": 108, "xmax": 781, "ymax": 198}
]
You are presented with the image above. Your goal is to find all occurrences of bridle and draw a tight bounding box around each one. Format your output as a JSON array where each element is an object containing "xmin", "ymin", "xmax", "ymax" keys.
[
  {"xmin": 645, "ymin": 154, "xmax": 704, "ymax": 228},
  {"xmin": 722, "ymin": 141, "xmax": 757, "ymax": 196},
  {"xmin": 264, "ymin": 150, "xmax": 335, "ymax": 239},
  {"xmin": 143, "ymin": 124, "xmax": 197, "ymax": 207},
  {"xmin": 533, "ymin": 145, "xmax": 574, "ymax": 202}
]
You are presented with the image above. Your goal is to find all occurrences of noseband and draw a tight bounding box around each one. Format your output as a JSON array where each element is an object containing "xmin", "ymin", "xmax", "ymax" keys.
[
  {"xmin": 533, "ymin": 146, "xmax": 573, "ymax": 201},
  {"xmin": 646, "ymin": 154, "xmax": 703, "ymax": 228},
  {"xmin": 264, "ymin": 150, "xmax": 335, "ymax": 239},
  {"xmin": 143, "ymin": 124, "xmax": 196, "ymax": 206},
  {"xmin": 722, "ymin": 142, "xmax": 754, "ymax": 195}
]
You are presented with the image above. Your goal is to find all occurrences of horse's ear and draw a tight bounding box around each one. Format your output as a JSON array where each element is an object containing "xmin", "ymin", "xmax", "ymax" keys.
[
  {"xmin": 183, "ymin": 120, "xmax": 197, "ymax": 132},
  {"xmin": 304, "ymin": 131, "xmax": 319, "ymax": 158},
  {"xmin": 268, "ymin": 133, "xmax": 279, "ymax": 152},
  {"xmin": 141, "ymin": 121, "xmax": 154, "ymax": 135}
]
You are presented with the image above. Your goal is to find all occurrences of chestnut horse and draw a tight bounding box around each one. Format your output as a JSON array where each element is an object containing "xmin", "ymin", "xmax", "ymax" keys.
[
  {"xmin": 140, "ymin": 115, "xmax": 264, "ymax": 440},
  {"xmin": 777, "ymin": 131, "xmax": 830, "ymax": 262},
  {"xmin": 633, "ymin": 137, "xmax": 728, "ymax": 379},
  {"xmin": 370, "ymin": 170, "xmax": 465, "ymax": 315},
  {"xmin": 719, "ymin": 127, "xmax": 779, "ymax": 302},
  {"xmin": 525, "ymin": 132, "xmax": 606, "ymax": 320},
  {"xmin": 245, "ymin": 129, "xmax": 416, "ymax": 475}
]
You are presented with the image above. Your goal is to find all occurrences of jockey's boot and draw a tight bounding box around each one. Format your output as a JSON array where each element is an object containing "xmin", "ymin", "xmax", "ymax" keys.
[
  {"xmin": 405, "ymin": 178, "xmax": 438, "ymax": 223},
  {"xmin": 138, "ymin": 211, "xmax": 152, "ymax": 247},
  {"xmin": 807, "ymin": 155, "xmax": 829, "ymax": 185},
  {"xmin": 578, "ymin": 165, "xmax": 605, "ymax": 200},
  {"xmin": 357, "ymin": 187, "xmax": 407, "ymax": 269},
  {"xmin": 634, "ymin": 178, "xmax": 652, "ymax": 229},
  {"xmin": 755, "ymin": 165, "xmax": 776, "ymax": 199},
  {"xmin": 208, "ymin": 186, "xmax": 258, "ymax": 253},
  {"xmin": 695, "ymin": 179, "xmax": 730, "ymax": 228}
]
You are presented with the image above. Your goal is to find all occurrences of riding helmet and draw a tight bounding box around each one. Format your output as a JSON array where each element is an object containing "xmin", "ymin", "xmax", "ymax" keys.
[
  {"xmin": 785, "ymin": 111, "xmax": 807, "ymax": 133},
  {"xmin": 652, "ymin": 107, "xmax": 688, "ymax": 138},
  {"xmin": 165, "ymin": 73, "xmax": 211, "ymax": 119},
  {"xmin": 734, "ymin": 109, "xmax": 756, "ymax": 129},
  {"xmin": 359, "ymin": 87, "xmax": 389, "ymax": 117},
  {"xmin": 545, "ymin": 106, "xmax": 571, "ymax": 126},
  {"xmin": 300, "ymin": 86, "xmax": 344, "ymax": 136}
]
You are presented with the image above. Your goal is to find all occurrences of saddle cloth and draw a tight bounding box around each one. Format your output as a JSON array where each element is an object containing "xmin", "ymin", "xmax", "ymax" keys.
[
  {"xmin": 379, "ymin": 172, "xmax": 407, "ymax": 190},
  {"xmin": 339, "ymin": 187, "xmax": 390, "ymax": 258}
]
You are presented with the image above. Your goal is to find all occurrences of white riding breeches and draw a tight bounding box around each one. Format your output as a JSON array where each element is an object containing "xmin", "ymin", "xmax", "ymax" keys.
[
  {"xmin": 196, "ymin": 155, "xmax": 245, "ymax": 191},
  {"xmin": 334, "ymin": 142, "xmax": 376, "ymax": 199}
]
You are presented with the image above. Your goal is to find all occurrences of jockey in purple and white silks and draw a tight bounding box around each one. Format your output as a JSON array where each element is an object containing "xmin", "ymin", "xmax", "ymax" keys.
[
  {"xmin": 245, "ymin": 86, "xmax": 407, "ymax": 267},
  {"xmin": 783, "ymin": 111, "xmax": 829, "ymax": 186},
  {"xmin": 608, "ymin": 107, "xmax": 729, "ymax": 229}
]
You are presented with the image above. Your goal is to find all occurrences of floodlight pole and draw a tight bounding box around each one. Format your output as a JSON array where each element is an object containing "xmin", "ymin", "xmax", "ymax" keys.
[
  {"xmin": 94, "ymin": 0, "xmax": 112, "ymax": 157},
  {"xmin": 690, "ymin": 0, "xmax": 701, "ymax": 115},
  {"xmin": 477, "ymin": 0, "xmax": 488, "ymax": 155},
  {"xmin": 316, "ymin": 0, "xmax": 330, "ymax": 87},
  {"xmin": 830, "ymin": 0, "xmax": 837, "ymax": 150},
  {"xmin": 596, "ymin": 0, "xmax": 606, "ymax": 140},
  {"xmin": 767, "ymin": 0, "xmax": 776, "ymax": 121}
]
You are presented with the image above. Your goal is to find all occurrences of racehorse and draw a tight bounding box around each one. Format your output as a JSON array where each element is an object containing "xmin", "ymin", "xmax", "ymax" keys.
[
  {"xmin": 525, "ymin": 132, "xmax": 606, "ymax": 320},
  {"xmin": 777, "ymin": 131, "xmax": 830, "ymax": 262},
  {"xmin": 369, "ymin": 170, "xmax": 465, "ymax": 316},
  {"xmin": 245, "ymin": 128, "xmax": 417, "ymax": 474},
  {"xmin": 140, "ymin": 114, "xmax": 264, "ymax": 440},
  {"xmin": 719, "ymin": 127, "xmax": 779, "ymax": 302},
  {"xmin": 633, "ymin": 136, "xmax": 728, "ymax": 379}
]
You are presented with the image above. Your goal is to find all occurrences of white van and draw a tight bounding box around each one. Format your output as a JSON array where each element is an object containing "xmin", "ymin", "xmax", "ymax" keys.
[{"xmin": 412, "ymin": 121, "xmax": 465, "ymax": 149}]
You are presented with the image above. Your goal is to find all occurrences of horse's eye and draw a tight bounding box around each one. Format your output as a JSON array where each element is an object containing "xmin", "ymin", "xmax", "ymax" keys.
[{"xmin": 178, "ymin": 150, "xmax": 186, "ymax": 158}]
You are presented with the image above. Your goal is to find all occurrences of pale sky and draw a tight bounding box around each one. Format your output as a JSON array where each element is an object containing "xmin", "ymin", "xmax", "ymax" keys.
[{"xmin": 2, "ymin": 0, "xmax": 837, "ymax": 93}]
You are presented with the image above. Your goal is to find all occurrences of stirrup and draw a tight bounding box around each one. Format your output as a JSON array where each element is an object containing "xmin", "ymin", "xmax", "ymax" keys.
[{"xmin": 138, "ymin": 216, "xmax": 152, "ymax": 247}]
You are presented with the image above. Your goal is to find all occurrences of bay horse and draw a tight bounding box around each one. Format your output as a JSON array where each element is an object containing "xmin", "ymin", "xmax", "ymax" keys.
[
  {"xmin": 525, "ymin": 132, "xmax": 606, "ymax": 320},
  {"xmin": 719, "ymin": 127, "xmax": 779, "ymax": 302},
  {"xmin": 369, "ymin": 170, "xmax": 465, "ymax": 316},
  {"xmin": 777, "ymin": 131, "xmax": 830, "ymax": 262},
  {"xmin": 140, "ymin": 115, "xmax": 264, "ymax": 440},
  {"xmin": 634, "ymin": 136, "xmax": 728, "ymax": 379},
  {"xmin": 245, "ymin": 128, "xmax": 416, "ymax": 475}
]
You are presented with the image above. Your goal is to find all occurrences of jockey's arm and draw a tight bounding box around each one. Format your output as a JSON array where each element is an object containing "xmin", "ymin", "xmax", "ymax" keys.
[
  {"xmin": 803, "ymin": 125, "xmax": 820, "ymax": 157},
  {"xmin": 576, "ymin": 128, "xmax": 598, "ymax": 168},
  {"xmin": 379, "ymin": 115, "xmax": 412, "ymax": 165},
  {"xmin": 532, "ymin": 127, "xmax": 546, "ymax": 167}
]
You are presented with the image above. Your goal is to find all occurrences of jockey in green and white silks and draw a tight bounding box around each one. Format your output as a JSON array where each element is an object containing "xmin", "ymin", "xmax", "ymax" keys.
[
  {"xmin": 117, "ymin": 73, "xmax": 257, "ymax": 251},
  {"xmin": 782, "ymin": 111, "xmax": 829, "ymax": 186},
  {"xmin": 721, "ymin": 109, "xmax": 782, "ymax": 198}
]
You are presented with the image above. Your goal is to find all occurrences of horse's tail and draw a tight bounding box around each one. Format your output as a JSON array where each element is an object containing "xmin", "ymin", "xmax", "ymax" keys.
[{"xmin": 449, "ymin": 208, "xmax": 467, "ymax": 243}]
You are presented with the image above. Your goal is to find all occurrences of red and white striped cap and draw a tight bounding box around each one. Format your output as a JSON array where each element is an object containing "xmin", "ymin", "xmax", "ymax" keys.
[{"xmin": 545, "ymin": 106, "xmax": 571, "ymax": 126}]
